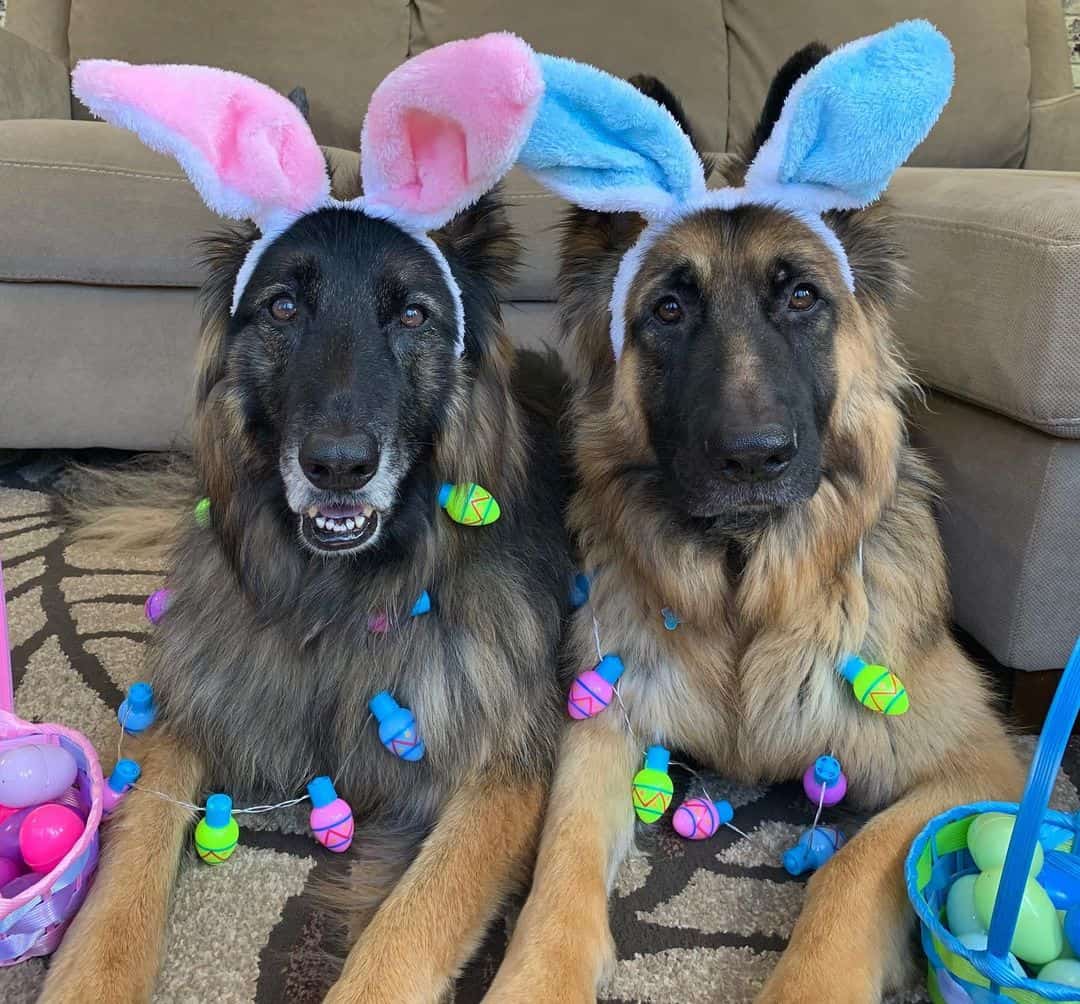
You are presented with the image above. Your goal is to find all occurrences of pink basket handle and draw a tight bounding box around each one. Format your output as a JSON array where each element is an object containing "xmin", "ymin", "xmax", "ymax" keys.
[{"xmin": 0, "ymin": 557, "xmax": 13, "ymax": 714}]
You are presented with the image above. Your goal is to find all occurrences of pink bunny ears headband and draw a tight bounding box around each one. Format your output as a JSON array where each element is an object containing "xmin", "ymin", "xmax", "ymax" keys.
[{"xmin": 72, "ymin": 35, "xmax": 545, "ymax": 357}]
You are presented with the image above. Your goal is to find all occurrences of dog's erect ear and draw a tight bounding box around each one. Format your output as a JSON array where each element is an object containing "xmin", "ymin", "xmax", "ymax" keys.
[
  {"xmin": 360, "ymin": 33, "xmax": 544, "ymax": 233},
  {"xmin": 72, "ymin": 61, "xmax": 330, "ymax": 231},
  {"xmin": 518, "ymin": 55, "xmax": 707, "ymax": 220},
  {"xmin": 745, "ymin": 20, "xmax": 953, "ymax": 212}
]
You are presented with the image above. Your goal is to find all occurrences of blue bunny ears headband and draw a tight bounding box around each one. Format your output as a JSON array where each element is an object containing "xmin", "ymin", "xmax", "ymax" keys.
[{"xmin": 515, "ymin": 20, "xmax": 955, "ymax": 358}]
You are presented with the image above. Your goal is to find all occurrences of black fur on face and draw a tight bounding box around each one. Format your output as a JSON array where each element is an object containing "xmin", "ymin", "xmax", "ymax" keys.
[
  {"xmin": 195, "ymin": 194, "xmax": 517, "ymax": 571},
  {"xmin": 626, "ymin": 207, "xmax": 844, "ymax": 523}
]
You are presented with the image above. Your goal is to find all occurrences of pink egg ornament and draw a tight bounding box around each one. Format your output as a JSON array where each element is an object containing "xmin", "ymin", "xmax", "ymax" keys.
[
  {"xmin": 673, "ymin": 797, "xmax": 734, "ymax": 840},
  {"xmin": 307, "ymin": 776, "xmax": 355, "ymax": 852},
  {"xmin": 19, "ymin": 803, "xmax": 84, "ymax": 873},
  {"xmin": 0, "ymin": 742, "xmax": 78, "ymax": 808},
  {"xmin": 567, "ymin": 655, "xmax": 625, "ymax": 720}
]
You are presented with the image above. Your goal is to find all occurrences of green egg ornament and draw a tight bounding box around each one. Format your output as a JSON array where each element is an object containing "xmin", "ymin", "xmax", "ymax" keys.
[
  {"xmin": 438, "ymin": 482, "xmax": 500, "ymax": 527},
  {"xmin": 194, "ymin": 496, "xmax": 211, "ymax": 528},
  {"xmin": 194, "ymin": 793, "xmax": 239, "ymax": 865},
  {"xmin": 973, "ymin": 866, "xmax": 1062, "ymax": 965},
  {"xmin": 632, "ymin": 745, "xmax": 673, "ymax": 824},
  {"xmin": 838, "ymin": 656, "xmax": 908, "ymax": 715},
  {"xmin": 967, "ymin": 812, "xmax": 1044, "ymax": 876}
]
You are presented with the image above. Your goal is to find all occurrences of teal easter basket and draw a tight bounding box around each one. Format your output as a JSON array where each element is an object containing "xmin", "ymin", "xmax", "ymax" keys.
[{"xmin": 907, "ymin": 636, "xmax": 1080, "ymax": 1004}]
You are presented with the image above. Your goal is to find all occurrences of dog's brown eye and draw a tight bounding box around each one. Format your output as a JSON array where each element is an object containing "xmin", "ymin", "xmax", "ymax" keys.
[
  {"xmin": 400, "ymin": 304, "xmax": 426, "ymax": 329},
  {"xmin": 270, "ymin": 296, "xmax": 297, "ymax": 322},
  {"xmin": 788, "ymin": 284, "xmax": 818, "ymax": 311},
  {"xmin": 654, "ymin": 297, "xmax": 683, "ymax": 324}
]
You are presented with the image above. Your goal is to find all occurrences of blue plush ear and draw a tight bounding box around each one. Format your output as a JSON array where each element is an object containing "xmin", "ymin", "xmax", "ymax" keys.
[
  {"xmin": 747, "ymin": 20, "xmax": 953, "ymax": 210},
  {"xmin": 518, "ymin": 54, "xmax": 707, "ymax": 218}
]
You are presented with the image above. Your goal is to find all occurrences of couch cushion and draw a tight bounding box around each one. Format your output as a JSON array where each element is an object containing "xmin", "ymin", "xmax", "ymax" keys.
[
  {"xmin": 0, "ymin": 120, "xmax": 360, "ymax": 287},
  {"xmin": 912, "ymin": 392, "xmax": 1080, "ymax": 671},
  {"xmin": 410, "ymin": 0, "xmax": 729, "ymax": 153},
  {"xmin": 65, "ymin": 0, "xmax": 409, "ymax": 151},
  {"xmin": 889, "ymin": 167, "xmax": 1080, "ymax": 438},
  {"xmin": 724, "ymin": 0, "xmax": 1032, "ymax": 168}
]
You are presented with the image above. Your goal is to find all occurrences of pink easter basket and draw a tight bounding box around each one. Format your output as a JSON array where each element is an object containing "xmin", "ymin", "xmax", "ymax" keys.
[{"xmin": 0, "ymin": 556, "xmax": 103, "ymax": 964}]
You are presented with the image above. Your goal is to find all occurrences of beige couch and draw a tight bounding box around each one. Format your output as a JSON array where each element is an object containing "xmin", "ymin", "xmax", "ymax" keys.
[{"xmin": 1, "ymin": 0, "xmax": 1078, "ymax": 674}]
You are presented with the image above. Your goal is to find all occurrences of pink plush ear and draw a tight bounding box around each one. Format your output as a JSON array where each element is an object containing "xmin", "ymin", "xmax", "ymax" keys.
[
  {"xmin": 361, "ymin": 33, "xmax": 543, "ymax": 231},
  {"xmin": 72, "ymin": 61, "xmax": 330, "ymax": 227}
]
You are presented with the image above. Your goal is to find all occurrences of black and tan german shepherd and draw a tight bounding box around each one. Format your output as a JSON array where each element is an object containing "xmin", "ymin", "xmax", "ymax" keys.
[
  {"xmin": 41, "ymin": 182, "xmax": 572, "ymax": 1002},
  {"xmin": 486, "ymin": 49, "xmax": 1023, "ymax": 1004}
]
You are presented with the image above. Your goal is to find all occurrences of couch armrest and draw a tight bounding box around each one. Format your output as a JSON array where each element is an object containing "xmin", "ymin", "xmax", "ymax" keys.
[
  {"xmin": 0, "ymin": 29, "xmax": 70, "ymax": 121},
  {"xmin": 887, "ymin": 167, "xmax": 1080, "ymax": 438},
  {"xmin": 1024, "ymin": 92, "xmax": 1080, "ymax": 171}
]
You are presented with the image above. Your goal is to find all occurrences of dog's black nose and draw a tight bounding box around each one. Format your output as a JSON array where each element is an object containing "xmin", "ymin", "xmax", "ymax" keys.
[
  {"xmin": 299, "ymin": 431, "xmax": 380, "ymax": 490},
  {"xmin": 715, "ymin": 425, "xmax": 796, "ymax": 483}
]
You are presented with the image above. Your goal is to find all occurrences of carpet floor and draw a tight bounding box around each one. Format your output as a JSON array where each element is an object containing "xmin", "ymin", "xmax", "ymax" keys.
[{"xmin": 0, "ymin": 452, "xmax": 1075, "ymax": 1003}]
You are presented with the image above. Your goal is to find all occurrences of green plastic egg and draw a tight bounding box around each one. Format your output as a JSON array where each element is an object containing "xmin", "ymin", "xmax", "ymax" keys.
[
  {"xmin": 632, "ymin": 767, "xmax": 673, "ymax": 823},
  {"xmin": 946, "ymin": 874, "xmax": 984, "ymax": 937},
  {"xmin": 194, "ymin": 496, "xmax": 211, "ymax": 528},
  {"xmin": 1040, "ymin": 957, "xmax": 1080, "ymax": 988},
  {"xmin": 973, "ymin": 866, "xmax": 1062, "ymax": 964},
  {"xmin": 967, "ymin": 812, "xmax": 1044, "ymax": 875}
]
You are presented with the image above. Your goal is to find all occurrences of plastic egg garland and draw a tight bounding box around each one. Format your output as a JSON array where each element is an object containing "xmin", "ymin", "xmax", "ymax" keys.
[
  {"xmin": 973, "ymin": 866, "xmax": 1062, "ymax": 964},
  {"xmin": 632, "ymin": 746, "xmax": 673, "ymax": 823},
  {"xmin": 194, "ymin": 793, "xmax": 239, "ymax": 865},
  {"xmin": 802, "ymin": 755, "xmax": 847, "ymax": 808},
  {"xmin": 369, "ymin": 692, "xmax": 425, "ymax": 761},
  {"xmin": 967, "ymin": 811, "xmax": 1044, "ymax": 876},
  {"xmin": 838, "ymin": 655, "xmax": 908, "ymax": 715},
  {"xmin": 672, "ymin": 798, "xmax": 733, "ymax": 840},
  {"xmin": 307, "ymin": 776, "xmax": 355, "ymax": 853},
  {"xmin": 0, "ymin": 742, "xmax": 78, "ymax": 808},
  {"xmin": 567, "ymin": 655, "xmax": 625, "ymax": 720},
  {"xmin": 18, "ymin": 803, "xmax": 84, "ymax": 873},
  {"xmin": 946, "ymin": 874, "xmax": 985, "ymax": 938},
  {"xmin": 438, "ymin": 482, "xmax": 500, "ymax": 526}
]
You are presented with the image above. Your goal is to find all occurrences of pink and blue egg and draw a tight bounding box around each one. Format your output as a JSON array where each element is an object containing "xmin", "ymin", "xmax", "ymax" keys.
[
  {"xmin": 103, "ymin": 759, "xmax": 141, "ymax": 816},
  {"xmin": 567, "ymin": 654, "xmax": 625, "ymax": 720},
  {"xmin": 673, "ymin": 797, "xmax": 734, "ymax": 840},
  {"xmin": 307, "ymin": 776, "xmax": 355, "ymax": 853},
  {"xmin": 370, "ymin": 692, "xmax": 425, "ymax": 761}
]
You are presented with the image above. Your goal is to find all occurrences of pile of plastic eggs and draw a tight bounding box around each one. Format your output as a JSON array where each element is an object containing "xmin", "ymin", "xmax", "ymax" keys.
[
  {"xmin": 0, "ymin": 742, "xmax": 86, "ymax": 895},
  {"xmin": 945, "ymin": 810, "xmax": 1080, "ymax": 991}
]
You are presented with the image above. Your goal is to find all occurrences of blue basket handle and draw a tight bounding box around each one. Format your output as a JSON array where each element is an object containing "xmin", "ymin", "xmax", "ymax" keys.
[{"xmin": 987, "ymin": 635, "xmax": 1080, "ymax": 964}]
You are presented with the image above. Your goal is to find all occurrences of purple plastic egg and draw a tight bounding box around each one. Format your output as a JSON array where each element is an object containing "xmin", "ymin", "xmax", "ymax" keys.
[
  {"xmin": 144, "ymin": 588, "xmax": 173, "ymax": 624},
  {"xmin": 0, "ymin": 742, "xmax": 78, "ymax": 808},
  {"xmin": 0, "ymin": 807, "xmax": 31, "ymax": 860},
  {"xmin": 0, "ymin": 871, "xmax": 44, "ymax": 899},
  {"xmin": 0, "ymin": 856, "xmax": 22, "ymax": 887}
]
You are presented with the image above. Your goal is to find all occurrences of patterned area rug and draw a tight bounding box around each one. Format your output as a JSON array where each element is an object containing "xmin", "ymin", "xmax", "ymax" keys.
[{"xmin": 0, "ymin": 454, "xmax": 1077, "ymax": 1004}]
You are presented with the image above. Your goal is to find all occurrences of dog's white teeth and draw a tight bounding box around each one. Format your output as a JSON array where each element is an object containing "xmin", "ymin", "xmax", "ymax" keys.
[
  {"xmin": 345, "ymin": 518, "xmax": 356, "ymax": 530},
  {"xmin": 315, "ymin": 516, "xmax": 326, "ymax": 529},
  {"xmin": 307, "ymin": 506, "xmax": 318, "ymax": 518},
  {"xmin": 360, "ymin": 504, "xmax": 375, "ymax": 518}
]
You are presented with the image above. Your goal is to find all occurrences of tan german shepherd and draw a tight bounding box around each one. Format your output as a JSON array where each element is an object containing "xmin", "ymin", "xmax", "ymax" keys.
[{"xmin": 485, "ymin": 48, "xmax": 1024, "ymax": 1003}]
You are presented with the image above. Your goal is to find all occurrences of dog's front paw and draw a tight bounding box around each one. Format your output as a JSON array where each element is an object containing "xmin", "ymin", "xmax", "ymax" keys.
[{"xmin": 755, "ymin": 960, "xmax": 875, "ymax": 1004}]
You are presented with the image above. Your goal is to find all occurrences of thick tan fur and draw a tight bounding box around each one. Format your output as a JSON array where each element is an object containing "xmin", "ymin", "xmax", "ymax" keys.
[{"xmin": 486, "ymin": 195, "xmax": 1024, "ymax": 1002}]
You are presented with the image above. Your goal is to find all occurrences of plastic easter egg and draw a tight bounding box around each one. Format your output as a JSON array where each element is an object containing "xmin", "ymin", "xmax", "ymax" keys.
[
  {"xmin": 968, "ymin": 812, "xmax": 1044, "ymax": 876},
  {"xmin": 437, "ymin": 482, "xmax": 500, "ymax": 526},
  {"xmin": 369, "ymin": 692, "xmax": 425, "ymax": 761},
  {"xmin": 567, "ymin": 655, "xmax": 625, "ymax": 720},
  {"xmin": 672, "ymin": 798, "xmax": 733, "ymax": 840},
  {"xmin": 838, "ymin": 655, "xmax": 909, "ymax": 715},
  {"xmin": 946, "ymin": 874, "xmax": 985, "ymax": 938},
  {"xmin": 0, "ymin": 742, "xmax": 78, "ymax": 808},
  {"xmin": 118, "ymin": 681, "xmax": 156, "ymax": 734},
  {"xmin": 1039, "ymin": 957, "xmax": 1080, "ymax": 989},
  {"xmin": 1065, "ymin": 907, "xmax": 1080, "ymax": 957},
  {"xmin": 782, "ymin": 826, "xmax": 846, "ymax": 876},
  {"xmin": 102, "ymin": 759, "xmax": 141, "ymax": 816},
  {"xmin": 194, "ymin": 794, "xmax": 239, "ymax": 865},
  {"xmin": 802, "ymin": 755, "xmax": 847, "ymax": 808},
  {"xmin": 569, "ymin": 572, "xmax": 591, "ymax": 610},
  {"xmin": 144, "ymin": 588, "xmax": 173, "ymax": 624},
  {"xmin": 973, "ymin": 866, "xmax": 1062, "ymax": 964},
  {"xmin": 194, "ymin": 497, "xmax": 211, "ymax": 527},
  {"xmin": 632, "ymin": 746, "xmax": 673, "ymax": 823},
  {"xmin": 1059, "ymin": 912, "xmax": 1078, "ymax": 959},
  {"xmin": 956, "ymin": 932, "xmax": 1027, "ymax": 979},
  {"xmin": 0, "ymin": 806, "xmax": 31, "ymax": 860},
  {"xmin": 0, "ymin": 856, "xmax": 22, "ymax": 888},
  {"xmin": 19, "ymin": 803, "xmax": 84, "ymax": 873},
  {"xmin": 306, "ymin": 776, "xmax": 355, "ymax": 853},
  {"xmin": 0, "ymin": 872, "xmax": 43, "ymax": 899},
  {"xmin": 410, "ymin": 591, "xmax": 432, "ymax": 617}
]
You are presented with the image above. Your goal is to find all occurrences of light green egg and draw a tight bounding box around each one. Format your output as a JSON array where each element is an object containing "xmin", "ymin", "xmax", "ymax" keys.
[
  {"xmin": 1060, "ymin": 913, "xmax": 1078, "ymax": 959},
  {"xmin": 1038, "ymin": 957, "xmax": 1080, "ymax": 993},
  {"xmin": 946, "ymin": 875, "xmax": 984, "ymax": 937},
  {"xmin": 967, "ymin": 812, "xmax": 1044, "ymax": 876},
  {"xmin": 973, "ymin": 866, "xmax": 1062, "ymax": 964}
]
